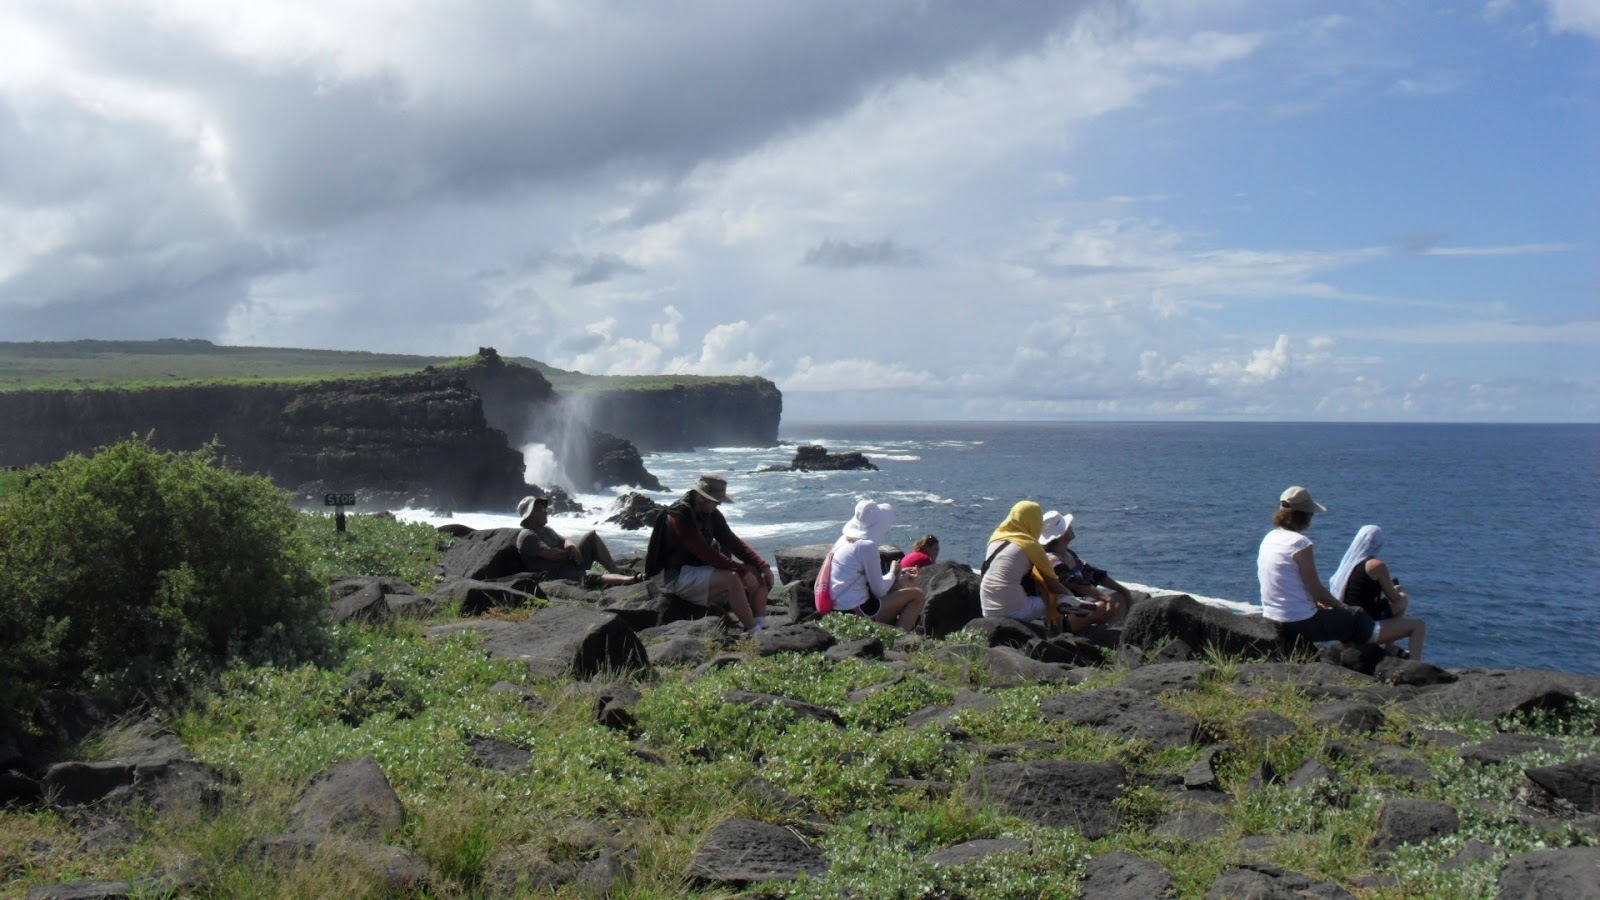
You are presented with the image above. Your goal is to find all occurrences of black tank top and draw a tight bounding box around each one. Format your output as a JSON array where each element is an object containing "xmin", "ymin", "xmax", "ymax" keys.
[{"xmin": 1342, "ymin": 560, "xmax": 1387, "ymax": 617}]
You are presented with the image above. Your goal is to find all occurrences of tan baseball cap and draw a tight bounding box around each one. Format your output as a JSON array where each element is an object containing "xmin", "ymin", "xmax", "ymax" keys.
[{"xmin": 1279, "ymin": 486, "xmax": 1327, "ymax": 514}]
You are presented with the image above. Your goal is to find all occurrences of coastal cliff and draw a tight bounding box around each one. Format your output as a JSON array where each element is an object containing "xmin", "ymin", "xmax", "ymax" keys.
[
  {"xmin": 0, "ymin": 343, "xmax": 782, "ymax": 502},
  {"xmin": 0, "ymin": 372, "xmax": 529, "ymax": 510},
  {"xmin": 573, "ymin": 379, "xmax": 782, "ymax": 451}
]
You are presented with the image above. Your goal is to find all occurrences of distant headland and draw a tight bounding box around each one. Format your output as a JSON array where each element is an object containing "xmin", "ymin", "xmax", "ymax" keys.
[{"xmin": 0, "ymin": 341, "xmax": 782, "ymax": 509}]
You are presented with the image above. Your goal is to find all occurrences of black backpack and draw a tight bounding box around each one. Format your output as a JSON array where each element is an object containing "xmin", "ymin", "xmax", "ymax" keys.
[{"xmin": 643, "ymin": 509, "xmax": 674, "ymax": 578}]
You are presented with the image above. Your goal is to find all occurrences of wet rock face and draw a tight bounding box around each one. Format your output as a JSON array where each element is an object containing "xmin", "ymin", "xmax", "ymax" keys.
[{"xmin": 0, "ymin": 371, "xmax": 529, "ymax": 512}]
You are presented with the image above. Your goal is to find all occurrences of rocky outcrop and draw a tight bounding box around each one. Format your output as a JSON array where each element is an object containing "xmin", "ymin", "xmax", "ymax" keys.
[{"xmin": 789, "ymin": 445, "xmax": 877, "ymax": 471}]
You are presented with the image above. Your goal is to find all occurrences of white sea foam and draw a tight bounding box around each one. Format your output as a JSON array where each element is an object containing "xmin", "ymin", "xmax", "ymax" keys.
[
  {"xmin": 877, "ymin": 454, "xmax": 921, "ymax": 461},
  {"xmin": 885, "ymin": 490, "xmax": 954, "ymax": 505},
  {"xmin": 1123, "ymin": 582, "xmax": 1258, "ymax": 616}
]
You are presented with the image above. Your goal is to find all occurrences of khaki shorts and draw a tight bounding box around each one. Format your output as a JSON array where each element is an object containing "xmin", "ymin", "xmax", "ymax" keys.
[{"xmin": 663, "ymin": 565, "xmax": 716, "ymax": 607}]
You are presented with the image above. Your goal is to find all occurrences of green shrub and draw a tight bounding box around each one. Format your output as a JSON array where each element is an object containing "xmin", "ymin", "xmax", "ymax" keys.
[
  {"xmin": 296, "ymin": 511, "xmax": 453, "ymax": 587},
  {"xmin": 0, "ymin": 438, "xmax": 329, "ymax": 724}
]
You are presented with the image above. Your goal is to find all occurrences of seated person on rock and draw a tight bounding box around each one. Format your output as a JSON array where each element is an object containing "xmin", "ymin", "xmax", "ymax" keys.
[
  {"xmin": 647, "ymin": 474, "xmax": 773, "ymax": 636},
  {"xmin": 898, "ymin": 534, "xmax": 940, "ymax": 571},
  {"xmin": 979, "ymin": 501, "xmax": 1083, "ymax": 632},
  {"xmin": 1040, "ymin": 510, "xmax": 1135, "ymax": 618},
  {"xmin": 1329, "ymin": 524, "xmax": 1422, "ymax": 655},
  {"xmin": 827, "ymin": 499, "xmax": 925, "ymax": 631},
  {"xmin": 1258, "ymin": 487, "xmax": 1425, "ymax": 661},
  {"xmin": 515, "ymin": 496, "xmax": 640, "ymax": 587},
  {"xmin": 1036, "ymin": 510, "xmax": 1119, "ymax": 632}
]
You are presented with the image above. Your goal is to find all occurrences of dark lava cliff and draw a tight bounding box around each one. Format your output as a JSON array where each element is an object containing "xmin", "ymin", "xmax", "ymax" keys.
[{"xmin": 0, "ymin": 349, "xmax": 782, "ymax": 509}]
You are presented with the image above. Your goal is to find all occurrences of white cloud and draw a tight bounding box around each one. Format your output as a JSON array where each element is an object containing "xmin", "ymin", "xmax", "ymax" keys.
[
  {"xmin": 1545, "ymin": 0, "xmax": 1600, "ymax": 37},
  {"xmin": 785, "ymin": 357, "xmax": 940, "ymax": 392},
  {"xmin": 1419, "ymin": 243, "xmax": 1571, "ymax": 257},
  {"xmin": 0, "ymin": 1, "xmax": 1592, "ymax": 422},
  {"xmin": 650, "ymin": 305, "xmax": 683, "ymax": 347}
]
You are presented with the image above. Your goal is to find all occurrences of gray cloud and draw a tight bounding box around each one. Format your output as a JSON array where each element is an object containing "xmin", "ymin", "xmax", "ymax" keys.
[
  {"xmin": 802, "ymin": 238, "xmax": 926, "ymax": 269},
  {"xmin": 554, "ymin": 331, "xmax": 606, "ymax": 355},
  {"xmin": 0, "ymin": 0, "xmax": 1104, "ymax": 344},
  {"xmin": 570, "ymin": 254, "xmax": 643, "ymax": 287}
]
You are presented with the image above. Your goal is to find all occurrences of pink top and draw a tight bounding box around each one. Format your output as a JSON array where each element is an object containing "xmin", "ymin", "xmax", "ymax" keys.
[{"xmin": 900, "ymin": 551, "xmax": 934, "ymax": 570}]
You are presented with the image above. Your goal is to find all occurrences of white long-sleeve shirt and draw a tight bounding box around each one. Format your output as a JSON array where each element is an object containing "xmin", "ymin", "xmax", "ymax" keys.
[{"xmin": 828, "ymin": 535, "xmax": 895, "ymax": 611}]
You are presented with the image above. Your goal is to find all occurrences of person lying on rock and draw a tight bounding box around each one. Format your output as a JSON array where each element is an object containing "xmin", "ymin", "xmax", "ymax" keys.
[
  {"xmin": 979, "ymin": 500, "xmax": 1086, "ymax": 634},
  {"xmin": 826, "ymin": 499, "xmax": 925, "ymax": 631},
  {"xmin": 515, "ymin": 495, "xmax": 642, "ymax": 587},
  {"xmin": 1040, "ymin": 510, "xmax": 1136, "ymax": 623},
  {"xmin": 1257, "ymin": 487, "xmax": 1426, "ymax": 661},
  {"xmin": 648, "ymin": 474, "xmax": 773, "ymax": 636}
]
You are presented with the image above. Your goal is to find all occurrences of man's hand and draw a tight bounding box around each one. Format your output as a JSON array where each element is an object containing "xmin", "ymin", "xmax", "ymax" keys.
[
  {"xmin": 564, "ymin": 544, "xmax": 581, "ymax": 565},
  {"xmin": 760, "ymin": 563, "xmax": 775, "ymax": 589}
]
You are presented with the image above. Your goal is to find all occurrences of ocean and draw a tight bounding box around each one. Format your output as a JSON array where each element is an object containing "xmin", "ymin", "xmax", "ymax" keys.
[{"xmin": 400, "ymin": 421, "xmax": 1600, "ymax": 677}]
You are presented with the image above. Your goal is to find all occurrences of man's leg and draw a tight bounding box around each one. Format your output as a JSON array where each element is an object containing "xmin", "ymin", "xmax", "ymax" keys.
[
  {"xmin": 740, "ymin": 569, "xmax": 768, "ymax": 620},
  {"xmin": 705, "ymin": 569, "xmax": 756, "ymax": 630},
  {"xmin": 575, "ymin": 531, "xmax": 621, "ymax": 574}
]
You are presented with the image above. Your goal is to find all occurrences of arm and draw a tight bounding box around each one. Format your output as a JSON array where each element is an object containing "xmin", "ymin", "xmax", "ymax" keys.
[
  {"xmin": 1292, "ymin": 545, "xmax": 1342, "ymax": 609},
  {"xmin": 1041, "ymin": 570, "xmax": 1075, "ymax": 598},
  {"xmin": 667, "ymin": 513, "xmax": 739, "ymax": 570},
  {"xmin": 1097, "ymin": 574, "xmax": 1134, "ymax": 606},
  {"xmin": 863, "ymin": 542, "xmax": 898, "ymax": 599},
  {"xmin": 1363, "ymin": 557, "xmax": 1401, "ymax": 605},
  {"xmin": 710, "ymin": 513, "xmax": 774, "ymax": 584}
]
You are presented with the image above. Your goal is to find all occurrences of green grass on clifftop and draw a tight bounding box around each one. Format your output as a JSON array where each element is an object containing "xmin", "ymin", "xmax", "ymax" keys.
[{"xmin": 0, "ymin": 339, "xmax": 775, "ymax": 394}]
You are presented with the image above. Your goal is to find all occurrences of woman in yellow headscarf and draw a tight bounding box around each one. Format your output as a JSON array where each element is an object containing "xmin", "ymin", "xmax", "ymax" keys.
[{"xmin": 979, "ymin": 500, "xmax": 1076, "ymax": 626}]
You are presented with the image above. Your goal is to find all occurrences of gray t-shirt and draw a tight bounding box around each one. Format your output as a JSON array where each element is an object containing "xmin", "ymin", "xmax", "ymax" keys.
[{"xmin": 516, "ymin": 526, "xmax": 567, "ymax": 571}]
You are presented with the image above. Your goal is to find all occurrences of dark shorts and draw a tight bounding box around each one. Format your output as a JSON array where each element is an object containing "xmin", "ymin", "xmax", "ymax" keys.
[
  {"xmin": 856, "ymin": 594, "xmax": 882, "ymax": 618},
  {"xmin": 1278, "ymin": 607, "xmax": 1378, "ymax": 645},
  {"xmin": 1349, "ymin": 596, "xmax": 1394, "ymax": 621},
  {"xmin": 530, "ymin": 560, "xmax": 588, "ymax": 582}
]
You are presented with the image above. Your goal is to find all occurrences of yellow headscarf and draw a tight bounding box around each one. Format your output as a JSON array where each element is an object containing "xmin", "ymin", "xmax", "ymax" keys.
[{"xmin": 987, "ymin": 500, "xmax": 1058, "ymax": 593}]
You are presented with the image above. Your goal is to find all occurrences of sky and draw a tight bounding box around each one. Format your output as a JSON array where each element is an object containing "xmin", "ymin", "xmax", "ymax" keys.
[{"xmin": 1, "ymin": 1, "xmax": 1596, "ymax": 422}]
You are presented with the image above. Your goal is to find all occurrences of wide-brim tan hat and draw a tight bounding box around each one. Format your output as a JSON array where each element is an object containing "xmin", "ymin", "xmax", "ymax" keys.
[
  {"xmin": 516, "ymin": 494, "xmax": 549, "ymax": 524},
  {"xmin": 690, "ymin": 474, "xmax": 734, "ymax": 504},
  {"xmin": 1279, "ymin": 485, "xmax": 1327, "ymax": 514}
]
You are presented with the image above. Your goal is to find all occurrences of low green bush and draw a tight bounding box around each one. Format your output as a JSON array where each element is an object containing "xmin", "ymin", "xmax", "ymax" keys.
[{"xmin": 0, "ymin": 438, "xmax": 329, "ymax": 725}]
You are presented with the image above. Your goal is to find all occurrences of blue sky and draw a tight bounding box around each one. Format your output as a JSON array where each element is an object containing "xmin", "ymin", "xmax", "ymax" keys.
[{"xmin": 0, "ymin": 0, "xmax": 1595, "ymax": 421}]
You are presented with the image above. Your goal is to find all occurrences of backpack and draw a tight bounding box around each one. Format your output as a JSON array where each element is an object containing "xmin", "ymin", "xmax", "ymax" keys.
[
  {"xmin": 813, "ymin": 549, "xmax": 837, "ymax": 615},
  {"xmin": 643, "ymin": 511, "xmax": 672, "ymax": 578}
]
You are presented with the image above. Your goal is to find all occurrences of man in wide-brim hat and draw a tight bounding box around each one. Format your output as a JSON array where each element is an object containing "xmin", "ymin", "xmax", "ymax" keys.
[
  {"xmin": 515, "ymin": 495, "xmax": 640, "ymax": 587},
  {"xmin": 646, "ymin": 473, "xmax": 773, "ymax": 634}
]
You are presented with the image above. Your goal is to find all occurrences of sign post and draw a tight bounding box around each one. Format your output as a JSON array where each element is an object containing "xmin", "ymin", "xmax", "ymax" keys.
[{"xmin": 324, "ymin": 492, "xmax": 356, "ymax": 532}]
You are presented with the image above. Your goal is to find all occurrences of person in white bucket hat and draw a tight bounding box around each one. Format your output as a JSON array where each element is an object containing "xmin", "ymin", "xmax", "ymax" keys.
[{"xmin": 1040, "ymin": 510, "xmax": 1137, "ymax": 624}]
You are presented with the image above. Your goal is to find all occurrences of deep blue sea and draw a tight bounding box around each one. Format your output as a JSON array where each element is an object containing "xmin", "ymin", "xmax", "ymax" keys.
[{"xmin": 406, "ymin": 422, "xmax": 1600, "ymax": 676}]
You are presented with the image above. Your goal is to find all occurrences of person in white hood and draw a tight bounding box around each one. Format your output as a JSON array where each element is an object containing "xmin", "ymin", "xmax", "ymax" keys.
[{"xmin": 828, "ymin": 499, "xmax": 925, "ymax": 630}]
